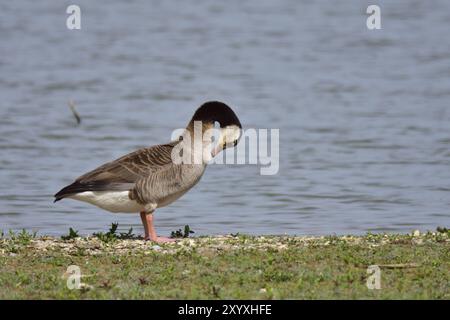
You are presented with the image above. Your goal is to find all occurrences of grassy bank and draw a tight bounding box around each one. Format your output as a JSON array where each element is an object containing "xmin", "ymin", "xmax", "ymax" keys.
[{"xmin": 0, "ymin": 229, "xmax": 448, "ymax": 299}]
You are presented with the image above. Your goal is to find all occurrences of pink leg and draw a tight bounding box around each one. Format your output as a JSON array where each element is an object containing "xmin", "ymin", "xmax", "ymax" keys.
[{"xmin": 140, "ymin": 211, "xmax": 175, "ymax": 243}]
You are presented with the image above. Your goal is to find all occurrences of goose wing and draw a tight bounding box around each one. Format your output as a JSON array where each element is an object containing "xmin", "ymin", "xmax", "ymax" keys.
[{"xmin": 54, "ymin": 142, "xmax": 177, "ymax": 201}]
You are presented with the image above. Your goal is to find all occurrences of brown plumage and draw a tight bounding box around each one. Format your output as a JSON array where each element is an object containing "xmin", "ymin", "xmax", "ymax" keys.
[{"xmin": 54, "ymin": 142, "xmax": 178, "ymax": 202}]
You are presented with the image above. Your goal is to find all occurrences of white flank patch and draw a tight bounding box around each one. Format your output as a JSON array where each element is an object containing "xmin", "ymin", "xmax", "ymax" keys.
[{"xmin": 70, "ymin": 191, "xmax": 143, "ymax": 213}]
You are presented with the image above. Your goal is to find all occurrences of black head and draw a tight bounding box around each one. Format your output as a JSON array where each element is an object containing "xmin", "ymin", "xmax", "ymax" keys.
[
  {"xmin": 190, "ymin": 101, "xmax": 242, "ymax": 129},
  {"xmin": 188, "ymin": 101, "xmax": 243, "ymax": 157}
]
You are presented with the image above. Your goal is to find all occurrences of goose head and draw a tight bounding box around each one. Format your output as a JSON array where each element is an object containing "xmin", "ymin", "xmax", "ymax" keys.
[{"xmin": 187, "ymin": 101, "xmax": 242, "ymax": 159}]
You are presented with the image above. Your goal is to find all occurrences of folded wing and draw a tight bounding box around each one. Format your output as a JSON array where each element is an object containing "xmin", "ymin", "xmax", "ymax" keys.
[{"xmin": 54, "ymin": 142, "xmax": 176, "ymax": 202}]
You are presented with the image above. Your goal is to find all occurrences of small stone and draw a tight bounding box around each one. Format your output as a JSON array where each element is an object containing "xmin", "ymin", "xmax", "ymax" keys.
[
  {"xmin": 79, "ymin": 283, "xmax": 94, "ymax": 290},
  {"xmin": 413, "ymin": 230, "xmax": 420, "ymax": 237},
  {"xmin": 259, "ymin": 288, "xmax": 267, "ymax": 293},
  {"xmin": 152, "ymin": 245, "xmax": 162, "ymax": 251}
]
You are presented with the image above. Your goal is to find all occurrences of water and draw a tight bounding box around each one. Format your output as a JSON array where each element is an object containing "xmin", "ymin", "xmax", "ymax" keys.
[{"xmin": 1, "ymin": 0, "xmax": 449, "ymax": 237}]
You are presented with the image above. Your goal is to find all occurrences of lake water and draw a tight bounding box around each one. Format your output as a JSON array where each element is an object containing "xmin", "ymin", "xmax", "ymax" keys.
[{"xmin": 1, "ymin": 0, "xmax": 449, "ymax": 237}]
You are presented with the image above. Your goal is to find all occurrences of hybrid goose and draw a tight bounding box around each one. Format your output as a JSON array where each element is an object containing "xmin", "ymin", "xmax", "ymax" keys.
[{"xmin": 54, "ymin": 101, "xmax": 242, "ymax": 243}]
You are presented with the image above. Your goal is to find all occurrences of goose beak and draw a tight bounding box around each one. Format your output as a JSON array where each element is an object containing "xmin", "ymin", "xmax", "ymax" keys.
[{"xmin": 211, "ymin": 144, "xmax": 224, "ymax": 158}]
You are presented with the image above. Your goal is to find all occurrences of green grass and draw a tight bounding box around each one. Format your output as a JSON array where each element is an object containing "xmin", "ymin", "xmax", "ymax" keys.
[{"xmin": 0, "ymin": 230, "xmax": 448, "ymax": 299}]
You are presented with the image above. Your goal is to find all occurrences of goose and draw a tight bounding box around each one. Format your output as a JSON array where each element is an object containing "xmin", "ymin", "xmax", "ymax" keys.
[{"xmin": 54, "ymin": 101, "xmax": 242, "ymax": 243}]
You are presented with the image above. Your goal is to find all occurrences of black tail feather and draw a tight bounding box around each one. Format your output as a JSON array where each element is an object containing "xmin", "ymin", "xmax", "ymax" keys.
[
  {"xmin": 53, "ymin": 181, "xmax": 88, "ymax": 202},
  {"xmin": 54, "ymin": 180, "xmax": 132, "ymax": 203}
]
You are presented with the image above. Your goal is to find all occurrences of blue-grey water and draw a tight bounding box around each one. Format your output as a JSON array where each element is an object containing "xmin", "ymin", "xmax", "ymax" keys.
[{"xmin": 1, "ymin": 1, "xmax": 449, "ymax": 237}]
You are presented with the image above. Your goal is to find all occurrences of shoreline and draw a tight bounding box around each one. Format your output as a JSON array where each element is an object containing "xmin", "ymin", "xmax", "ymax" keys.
[
  {"xmin": 1, "ymin": 231, "xmax": 448, "ymax": 299},
  {"xmin": 1, "ymin": 230, "xmax": 449, "ymax": 256}
]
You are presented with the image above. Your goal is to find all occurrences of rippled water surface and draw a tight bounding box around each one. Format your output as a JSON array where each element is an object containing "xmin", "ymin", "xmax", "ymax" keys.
[{"xmin": 1, "ymin": 1, "xmax": 449, "ymax": 236}]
